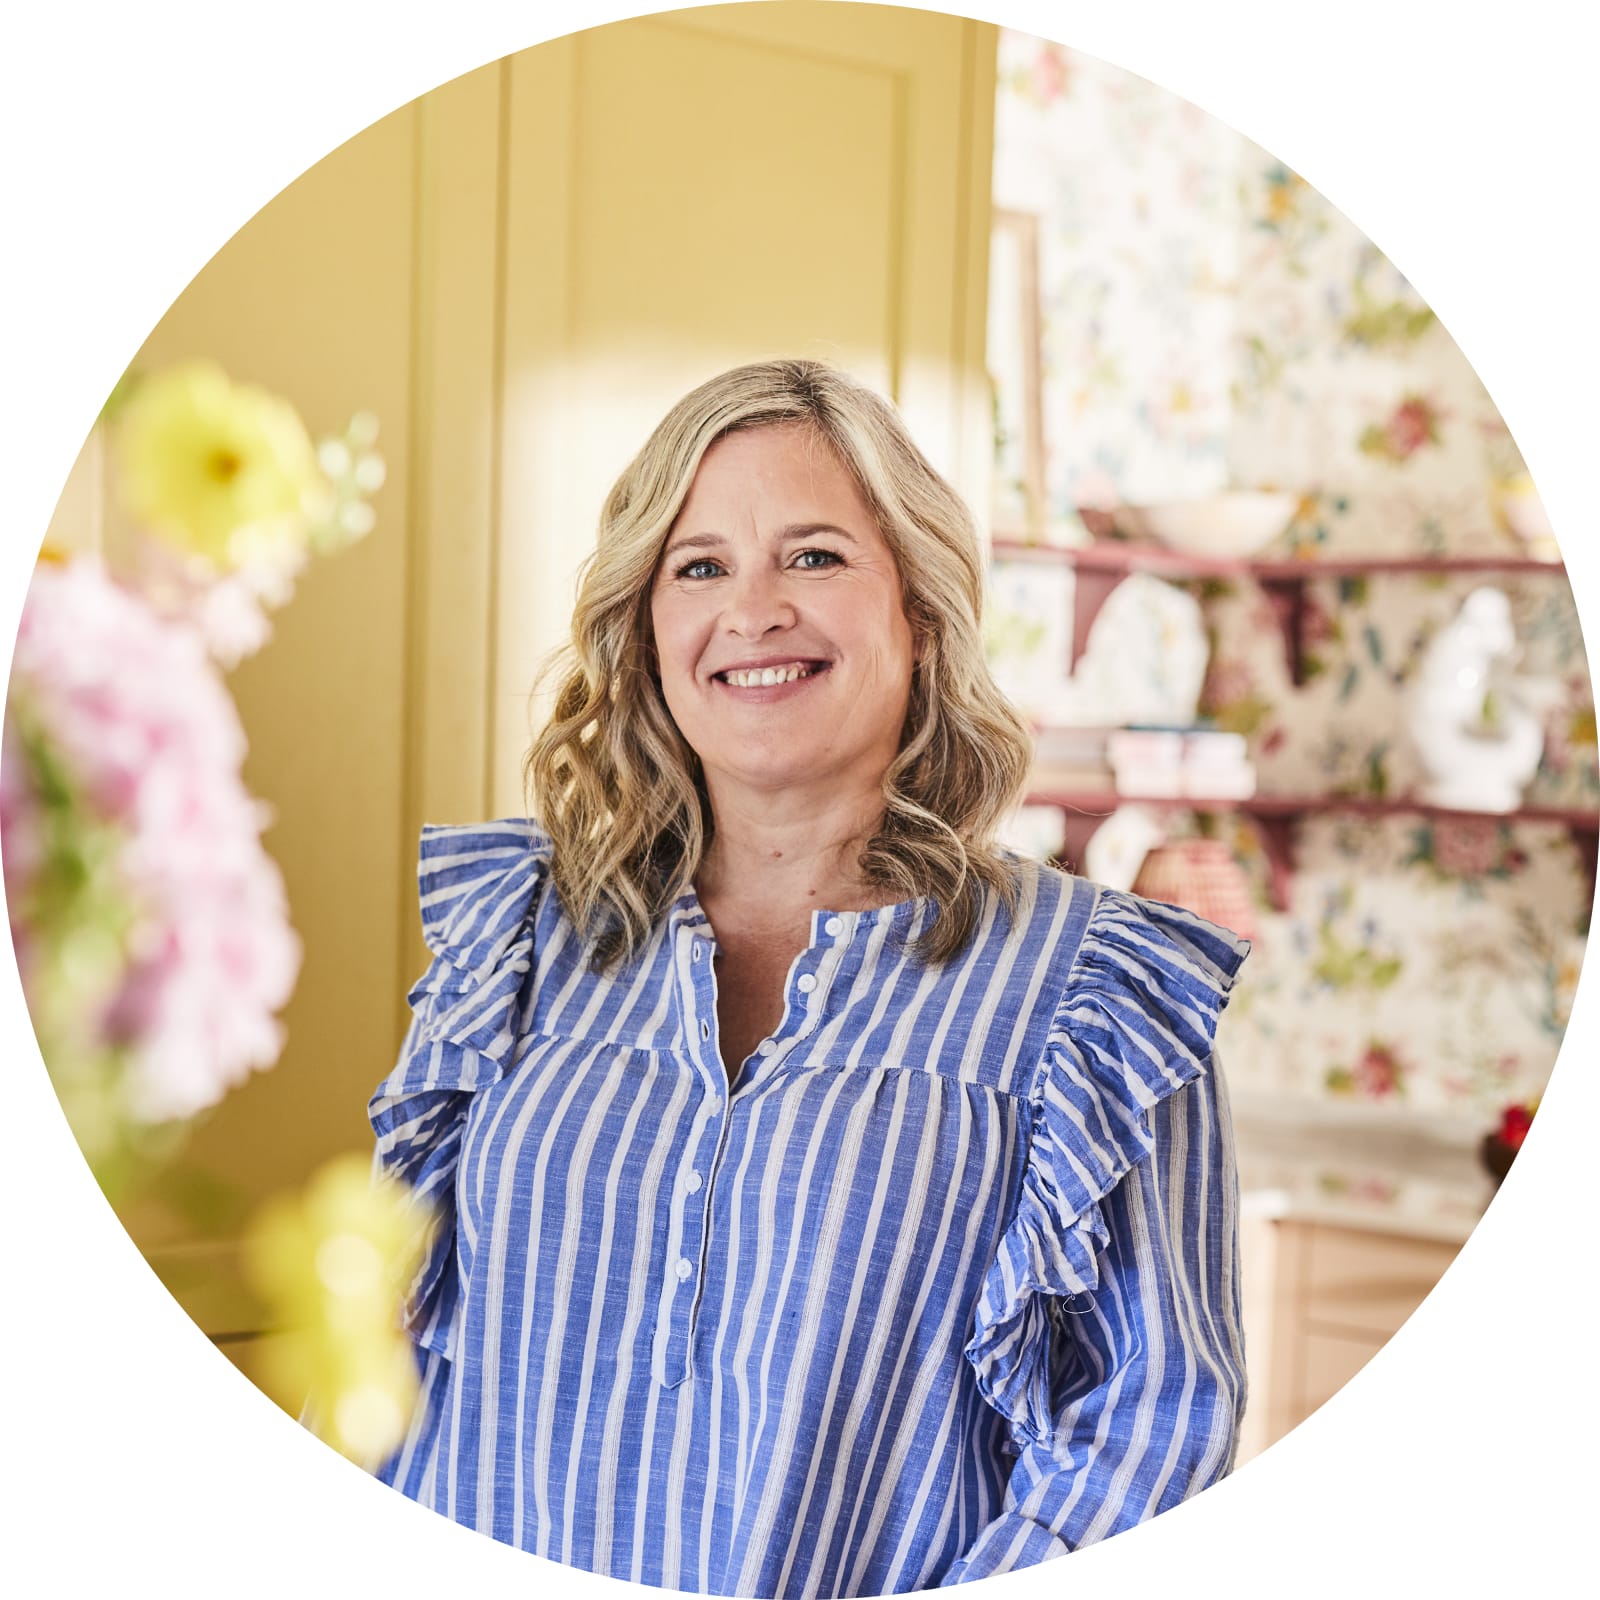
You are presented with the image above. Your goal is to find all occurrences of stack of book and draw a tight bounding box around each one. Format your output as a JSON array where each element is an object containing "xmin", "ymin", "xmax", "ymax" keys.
[
  {"xmin": 1028, "ymin": 724, "xmax": 1115, "ymax": 792},
  {"xmin": 1107, "ymin": 726, "xmax": 1256, "ymax": 800}
]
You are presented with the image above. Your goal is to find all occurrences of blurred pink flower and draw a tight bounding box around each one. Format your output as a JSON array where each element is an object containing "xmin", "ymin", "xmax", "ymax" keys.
[
  {"xmin": 1431, "ymin": 817, "xmax": 1500, "ymax": 877},
  {"xmin": 1352, "ymin": 1175, "xmax": 1399, "ymax": 1203},
  {"xmin": 1029, "ymin": 44, "xmax": 1069, "ymax": 104},
  {"xmin": 1359, "ymin": 394, "xmax": 1443, "ymax": 463},
  {"xmin": 1391, "ymin": 401, "xmax": 1434, "ymax": 455},
  {"xmin": 5, "ymin": 558, "xmax": 300, "ymax": 1122},
  {"xmin": 1353, "ymin": 1042, "xmax": 1404, "ymax": 1098},
  {"xmin": 0, "ymin": 714, "xmax": 45, "ymax": 927}
]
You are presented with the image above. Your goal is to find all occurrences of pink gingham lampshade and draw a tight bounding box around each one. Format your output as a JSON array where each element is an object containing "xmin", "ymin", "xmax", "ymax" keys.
[{"xmin": 1131, "ymin": 838, "xmax": 1258, "ymax": 942}]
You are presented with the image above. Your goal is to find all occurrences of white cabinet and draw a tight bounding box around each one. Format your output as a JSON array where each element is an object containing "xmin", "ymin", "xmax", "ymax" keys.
[{"xmin": 1238, "ymin": 1213, "xmax": 1463, "ymax": 1463}]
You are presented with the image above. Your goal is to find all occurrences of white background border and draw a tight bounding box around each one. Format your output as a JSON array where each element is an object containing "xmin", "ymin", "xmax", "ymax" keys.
[{"xmin": 3, "ymin": 2, "xmax": 1594, "ymax": 1592}]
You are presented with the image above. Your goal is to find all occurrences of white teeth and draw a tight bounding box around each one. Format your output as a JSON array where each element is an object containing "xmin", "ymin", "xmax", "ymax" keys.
[{"xmin": 721, "ymin": 662, "xmax": 818, "ymax": 687}]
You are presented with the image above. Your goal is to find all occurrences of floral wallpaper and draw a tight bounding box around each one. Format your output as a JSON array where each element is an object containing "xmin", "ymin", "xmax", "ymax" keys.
[{"xmin": 990, "ymin": 32, "xmax": 1595, "ymax": 1123}]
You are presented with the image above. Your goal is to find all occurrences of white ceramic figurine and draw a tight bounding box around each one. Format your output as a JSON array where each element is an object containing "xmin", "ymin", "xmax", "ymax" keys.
[{"xmin": 1408, "ymin": 586, "xmax": 1561, "ymax": 813}]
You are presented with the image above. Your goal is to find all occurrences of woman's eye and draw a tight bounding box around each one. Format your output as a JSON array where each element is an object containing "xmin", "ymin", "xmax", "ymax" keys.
[
  {"xmin": 675, "ymin": 558, "xmax": 725, "ymax": 580},
  {"xmin": 793, "ymin": 548, "xmax": 844, "ymax": 571}
]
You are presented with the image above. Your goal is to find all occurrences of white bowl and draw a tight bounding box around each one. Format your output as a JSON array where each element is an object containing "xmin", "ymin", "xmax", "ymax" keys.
[
  {"xmin": 1114, "ymin": 492, "xmax": 1299, "ymax": 560},
  {"xmin": 1497, "ymin": 481, "xmax": 1560, "ymax": 560}
]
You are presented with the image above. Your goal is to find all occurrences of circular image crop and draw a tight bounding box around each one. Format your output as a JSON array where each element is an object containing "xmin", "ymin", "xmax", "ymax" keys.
[{"xmin": 5, "ymin": 4, "xmax": 1592, "ymax": 1594}]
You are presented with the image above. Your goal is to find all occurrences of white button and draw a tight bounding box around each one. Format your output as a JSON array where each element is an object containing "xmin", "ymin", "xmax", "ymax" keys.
[
  {"xmin": 824, "ymin": 916, "xmax": 843, "ymax": 937},
  {"xmin": 685, "ymin": 1170, "xmax": 703, "ymax": 1193},
  {"xmin": 675, "ymin": 1258, "xmax": 694, "ymax": 1281},
  {"xmin": 692, "ymin": 941, "xmax": 703, "ymax": 962},
  {"xmin": 797, "ymin": 973, "xmax": 817, "ymax": 993},
  {"xmin": 700, "ymin": 1019, "xmax": 711, "ymax": 1041},
  {"xmin": 756, "ymin": 1039, "xmax": 777, "ymax": 1056}
]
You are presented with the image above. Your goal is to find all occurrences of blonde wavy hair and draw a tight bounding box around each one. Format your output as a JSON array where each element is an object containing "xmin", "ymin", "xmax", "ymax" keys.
[{"xmin": 524, "ymin": 358, "xmax": 1035, "ymax": 967}]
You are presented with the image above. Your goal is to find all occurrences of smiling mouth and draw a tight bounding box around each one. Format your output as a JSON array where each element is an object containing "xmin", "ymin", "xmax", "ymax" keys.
[{"xmin": 714, "ymin": 661, "xmax": 828, "ymax": 688}]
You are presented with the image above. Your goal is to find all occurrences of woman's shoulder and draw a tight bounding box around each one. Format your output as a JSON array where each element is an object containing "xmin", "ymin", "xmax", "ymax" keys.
[
  {"xmin": 1040, "ymin": 867, "xmax": 1250, "ymax": 1125},
  {"xmin": 993, "ymin": 849, "xmax": 1249, "ymax": 989},
  {"xmin": 415, "ymin": 817, "xmax": 555, "ymax": 972},
  {"xmin": 983, "ymin": 852, "xmax": 1250, "ymax": 1091},
  {"xmin": 418, "ymin": 815, "xmax": 552, "ymax": 864},
  {"xmin": 1066, "ymin": 872, "xmax": 1252, "ymax": 1001},
  {"xmin": 984, "ymin": 848, "xmax": 1087, "ymax": 925}
]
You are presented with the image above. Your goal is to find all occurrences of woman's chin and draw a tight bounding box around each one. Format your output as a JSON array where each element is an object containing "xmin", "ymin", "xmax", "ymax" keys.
[
  {"xmin": 715, "ymin": 759, "xmax": 838, "ymax": 798},
  {"xmin": 703, "ymin": 746, "xmax": 890, "ymax": 805}
]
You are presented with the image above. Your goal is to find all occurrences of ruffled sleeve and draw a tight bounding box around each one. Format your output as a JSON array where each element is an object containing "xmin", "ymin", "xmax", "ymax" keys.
[
  {"xmin": 367, "ymin": 819, "xmax": 549, "ymax": 1361},
  {"xmin": 963, "ymin": 885, "xmax": 1250, "ymax": 1452}
]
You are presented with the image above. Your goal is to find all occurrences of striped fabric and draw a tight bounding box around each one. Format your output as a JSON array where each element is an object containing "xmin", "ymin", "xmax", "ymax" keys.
[{"xmin": 369, "ymin": 819, "xmax": 1251, "ymax": 1596}]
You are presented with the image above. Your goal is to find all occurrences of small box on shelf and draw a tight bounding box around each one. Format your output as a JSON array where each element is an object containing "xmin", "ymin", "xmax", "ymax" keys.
[{"xmin": 1107, "ymin": 725, "xmax": 1258, "ymax": 802}]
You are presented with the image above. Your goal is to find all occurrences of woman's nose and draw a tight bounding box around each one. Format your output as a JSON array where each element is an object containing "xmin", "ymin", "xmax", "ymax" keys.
[{"xmin": 721, "ymin": 567, "xmax": 795, "ymax": 638}]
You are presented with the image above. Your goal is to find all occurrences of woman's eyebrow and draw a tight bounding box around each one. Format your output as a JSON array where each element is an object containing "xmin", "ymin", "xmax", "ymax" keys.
[
  {"xmin": 660, "ymin": 532, "xmax": 725, "ymax": 557},
  {"xmin": 661, "ymin": 523, "xmax": 859, "ymax": 558},
  {"xmin": 778, "ymin": 522, "xmax": 858, "ymax": 543}
]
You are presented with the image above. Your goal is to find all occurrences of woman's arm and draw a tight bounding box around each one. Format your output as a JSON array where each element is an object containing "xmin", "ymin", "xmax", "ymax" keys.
[{"xmin": 941, "ymin": 1057, "xmax": 1246, "ymax": 1583}]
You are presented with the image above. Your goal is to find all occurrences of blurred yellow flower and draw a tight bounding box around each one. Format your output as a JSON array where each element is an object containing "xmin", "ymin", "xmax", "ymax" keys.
[
  {"xmin": 114, "ymin": 361, "xmax": 332, "ymax": 569},
  {"xmin": 242, "ymin": 1153, "xmax": 432, "ymax": 1468}
]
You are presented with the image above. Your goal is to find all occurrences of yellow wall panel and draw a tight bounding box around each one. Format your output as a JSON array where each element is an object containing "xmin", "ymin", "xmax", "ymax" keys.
[
  {"xmin": 79, "ymin": 5, "xmax": 997, "ymax": 1332},
  {"xmin": 121, "ymin": 104, "xmax": 421, "ymax": 1235},
  {"xmin": 492, "ymin": 3, "xmax": 997, "ymax": 806},
  {"xmin": 573, "ymin": 20, "xmax": 898, "ymax": 376}
]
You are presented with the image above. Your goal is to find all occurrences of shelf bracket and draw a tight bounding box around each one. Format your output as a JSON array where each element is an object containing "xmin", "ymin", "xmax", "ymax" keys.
[
  {"xmin": 1055, "ymin": 806, "xmax": 1114, "ymax": 879},
  {"xmin": 1252, "ymin": 813, "xmax": 1297, "ymax": 912},
  {"xmin": 1258, "ymin": 575, "xmax": 1309, "ymax": 689},
  {"xmin": 1568, "ymin": 820, "xmax": 1598, "ymax": 927},
  {"xmin": 1069, "ymin": 567, "xmax": 1124, "ymax": 675}
]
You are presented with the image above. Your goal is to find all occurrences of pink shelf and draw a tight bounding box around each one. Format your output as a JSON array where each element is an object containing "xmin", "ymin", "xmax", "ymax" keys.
[
  {"xmin": 1025, "ymin": 787, "xmax": 1600, "ymax": 912},
  {"xmin": 989, "ymin": 536, "xmax": 1569, "ymax": 688},
  {"xmin": 990, "ymin": 535, "xmax": 1566, "ymax": 580}
]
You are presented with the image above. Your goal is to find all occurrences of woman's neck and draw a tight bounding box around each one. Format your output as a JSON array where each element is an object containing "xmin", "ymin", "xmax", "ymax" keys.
[{"xmin": 695, "ymin": 778, "xmax": 892, "ymax": 930}]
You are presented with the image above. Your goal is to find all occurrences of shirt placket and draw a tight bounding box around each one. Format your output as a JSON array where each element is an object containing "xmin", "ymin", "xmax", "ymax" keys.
[
  {"xmin": 652, "ymin": 918, "xmax": 726, "ymax": 1388},
  {"xmin": 650, "ymin": 911, "xmax": 855, "ymax": 1386},
  {"xmin": 737, "ymin": 912, "xmax": 853, "ymax": 1088}
]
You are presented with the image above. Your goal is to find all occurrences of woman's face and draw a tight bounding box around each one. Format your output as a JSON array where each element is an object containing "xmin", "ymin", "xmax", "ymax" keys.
[{"xmin": 649, "ymin": 423, "xmax": 917, "ymax": 807}]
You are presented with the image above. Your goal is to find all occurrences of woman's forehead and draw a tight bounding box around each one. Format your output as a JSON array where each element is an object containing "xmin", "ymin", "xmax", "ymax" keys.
[
  {"xmin": 664, "ymin": 426, "xmax": 878, "ymax": 545},
  {"xmin": 688, "ymin": 422, "xmax": 849, "ymax": 495}
]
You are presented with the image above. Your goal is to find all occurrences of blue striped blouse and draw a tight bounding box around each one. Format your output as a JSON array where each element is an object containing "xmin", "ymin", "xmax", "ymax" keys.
[{"xmin": 370, "ymin": 820, "xmax": 1251, "ymax": 1595}]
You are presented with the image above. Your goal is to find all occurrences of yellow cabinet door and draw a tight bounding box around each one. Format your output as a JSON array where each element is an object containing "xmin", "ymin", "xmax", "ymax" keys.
[
  {"xmin": 96, "ymin": 100, "xmax": 428, "ymax": 1258},
  {"xmin": 492, "ymin": 2, "xmax": 998, "ymax": 803},
  {"xmin": 46, "ymin": 4, "xmax": 996, "ymax": 1329}
]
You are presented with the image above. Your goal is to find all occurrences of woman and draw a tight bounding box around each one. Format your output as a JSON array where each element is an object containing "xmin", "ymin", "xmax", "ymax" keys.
[{"xmin": 369, "ymin": 360, "xmax": 1250, "ymax": 1595}]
